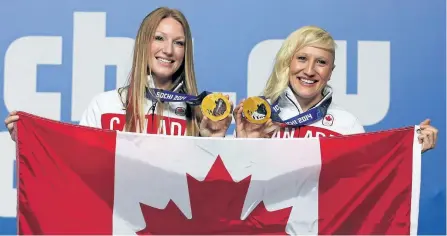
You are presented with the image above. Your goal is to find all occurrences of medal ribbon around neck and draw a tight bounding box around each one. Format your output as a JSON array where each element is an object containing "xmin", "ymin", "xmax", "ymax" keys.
[
  {"xmin": 242, "ymin": 96, "xmax": 332, "ymax": 127},
  {"xmin": 145, "ymin": 88, "xmax": 231, "ymax": 121}
]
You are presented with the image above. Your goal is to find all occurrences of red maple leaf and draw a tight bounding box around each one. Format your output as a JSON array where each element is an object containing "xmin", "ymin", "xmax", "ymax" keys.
[{"xmin": 136, "ymin": 156, "xmax": 293, "ymax": 235}]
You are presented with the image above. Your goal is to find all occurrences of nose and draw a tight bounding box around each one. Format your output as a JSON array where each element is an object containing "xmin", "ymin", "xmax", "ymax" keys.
[
  {"xmin": 162, "ymin": 41, "xmax": 173, "ymax": 55},
  {"xmin": 304, "ymin": 61, "xmax": 316, "ymax": 76}
]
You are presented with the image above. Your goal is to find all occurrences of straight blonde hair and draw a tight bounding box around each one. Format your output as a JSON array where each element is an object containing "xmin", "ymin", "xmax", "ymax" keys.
[
  {"xmin": 262, "ymin": 25, "xmax": 336, "ymax": 102},
  {"xmin": 121, "ymin": 7, "xmax": 201, "ymax": 136}
]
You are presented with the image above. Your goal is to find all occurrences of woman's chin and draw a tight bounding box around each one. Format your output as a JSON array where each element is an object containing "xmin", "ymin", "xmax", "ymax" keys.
[{"xmin": 150, "ymin": 70, "xmax": 174, "ymax": 80}]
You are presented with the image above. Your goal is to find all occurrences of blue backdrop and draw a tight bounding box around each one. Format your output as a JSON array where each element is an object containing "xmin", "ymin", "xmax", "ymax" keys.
[{"xmin": 0, "ymin": 0, "xmax": 445, "ymax": 234}]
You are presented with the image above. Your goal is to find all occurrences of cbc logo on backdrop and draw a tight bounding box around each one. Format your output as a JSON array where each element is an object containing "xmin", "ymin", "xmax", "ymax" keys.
[{"xmin": 0, "ymin": 11, "xmax": 391, "ymax": 218}]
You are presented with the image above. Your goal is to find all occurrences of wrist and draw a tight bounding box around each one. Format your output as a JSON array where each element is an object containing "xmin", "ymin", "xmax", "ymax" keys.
[
  {"xmin": 198, "ymin": 131, "xmax": 225, "ymax": 138},
  {"xmin": 210, "ymin": 133, "xmax": 226, "ymax": 138},
  {"xmin": 198, "ymin": 130, "xmax": 207, "ymax": 137}
]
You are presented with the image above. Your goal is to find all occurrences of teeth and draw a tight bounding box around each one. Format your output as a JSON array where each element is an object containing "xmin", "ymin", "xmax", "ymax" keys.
[
  {"xmin": 299, "ymin": 78, "xmax": 316, "ymax": 84},
  {"xmin": 157, "ymin": 58, "xmax": 172, "ymax": 63}
]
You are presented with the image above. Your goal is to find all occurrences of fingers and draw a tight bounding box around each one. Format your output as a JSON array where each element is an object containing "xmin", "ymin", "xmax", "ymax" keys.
[
  {"xmin": 4, "ymin": 112, "xmax": 19, "ymax": 129},
  {"xmin": 198, "ymin": 116, "xmax": 213, "ymax": 137},
  {"xmin": 225, "ymin": 94, "xmax": 235, "ymax": 118},
  {"xmin": 235, "ymin": 106, "xmax": 244, "ymax": 132},
  {"xmin": 423, "ymin": 126, "xmax": 438, "ymax": 148},
  {"xmin": 232, "ymin": 100, "xmax": 246, "ymax": 137},
  {"xmin": 4, "ymin": 115, "xmax": 19, "ymax": 125},
  {"xmin": 418, "ymin": 133, "xmax": 431, "ymax": 153},
  {"xmin": 232, "ymin": 99, "xmax": 244, "ymax": 116},
  {"xmin": 419, "ymin": 118, "xmax": 430, "ymax": 126},
  {"xmin": 263, "ymin": 119, "xmax": 278, "ymax": 135},
  {"xmin": 225, "ymin": 112, "xmax": 233, "ymax": 125},
  {"xmin": 416, "ymin": 119, "xmax": 437, "ymax": 153},
  {"xmin": 199, "ymin": 115, "xmax": 209, "ymax": 129},
  {"xmin": 419, "ymin": 127, "xmax": 437, "ymax": 152},
  {"xmin": 4, "ymin": 110, "xmax": 19, "ymax": 141},
  {"xmin": 233, "ymin": 99, "xmax": 245, "ymax": 125},
  {"xmin": 418, "ymin": 133, "xmax": 433, "ymax": 153},
  {"xmin": 420, "ymin": 124, "xmax": 438, "ymax": 145}
]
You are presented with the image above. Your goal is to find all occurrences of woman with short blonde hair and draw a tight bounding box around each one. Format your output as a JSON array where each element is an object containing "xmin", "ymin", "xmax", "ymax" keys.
[{"xmin": 233, "ymin": 25, "xmax": 438, "ymax": 153}]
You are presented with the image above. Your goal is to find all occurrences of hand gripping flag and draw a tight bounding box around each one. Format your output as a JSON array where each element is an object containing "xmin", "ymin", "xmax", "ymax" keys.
[{"xmin": 15, "ymin": 112, "xmax": 422, "ymax": 235}]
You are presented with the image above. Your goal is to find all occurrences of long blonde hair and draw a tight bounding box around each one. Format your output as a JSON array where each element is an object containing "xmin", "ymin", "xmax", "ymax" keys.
[
  {"xmin": 262, "ymin": 25, "xmax": 336, "ymax": 102},
  {"xmin": 121, "ymin": 7, "xmax": 201, "ymax": 136}
]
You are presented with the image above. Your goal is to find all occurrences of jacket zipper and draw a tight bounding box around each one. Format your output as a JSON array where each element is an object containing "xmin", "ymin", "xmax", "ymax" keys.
[
  {"xmin": 150, "ymin": 101, "xmax": 157, "ymax": 130},
  {"xmin": 285, "ymin": 94, "xmax": 300, "ymax": 113}
]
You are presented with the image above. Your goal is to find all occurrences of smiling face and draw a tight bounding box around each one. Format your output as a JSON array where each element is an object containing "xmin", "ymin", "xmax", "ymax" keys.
[
  {"xmin": 288, "ymin": 45, "xmax": 334, "ymax": 104},
  {"xmin": 148, "ymin": 17, "xmax": 186, "ymax": 83}
]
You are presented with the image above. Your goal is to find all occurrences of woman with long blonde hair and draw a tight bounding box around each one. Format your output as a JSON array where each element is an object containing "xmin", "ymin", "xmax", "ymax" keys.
[{"xmin": 5, "ymin": 7, "xmax": 231, "ymax": 139}]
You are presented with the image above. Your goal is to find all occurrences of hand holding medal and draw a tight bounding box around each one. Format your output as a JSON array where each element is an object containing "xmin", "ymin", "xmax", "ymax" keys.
[
  {"xmin": 145, "ymin": 87, "xmax": 330, "ymax": 138},
  {"xmin": 199, "ymin": 93, "xmax": 233, "ymax": 137},
  {"xmin": 201, "ymin": 94, "xmax": 278, "ymax": 138},
  {"xmin": 241, "ymin": 97, "xmax": 272, "ymax": 125},
  {"xmin": 233, "ymin": 98, "xmax": 278, "ymax": 138},
  {"xmin": 200, "ymin": 93, "xmax": 232, "ymax": 122},
  {"xmin": 234, "ymin": 95, "xmax": 332, "ymax": 138},
  {"xmin": 145, "ymin": 88, "xmax": 233, "ymax": 137}
]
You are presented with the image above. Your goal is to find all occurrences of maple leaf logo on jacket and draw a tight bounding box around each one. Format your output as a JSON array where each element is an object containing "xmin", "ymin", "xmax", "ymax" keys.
[{"xmin": 136, "ymin": 156, "xmax": 293, "ymax": 235}]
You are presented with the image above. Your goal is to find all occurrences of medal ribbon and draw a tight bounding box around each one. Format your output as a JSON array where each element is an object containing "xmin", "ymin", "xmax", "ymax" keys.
[
  {"xmin": 265, "ymin": 96, "xmax": 332, "ymax": 127},
  {"xmin": 145, "ymin": 88, "xmax": 210, "ymax": 106}
]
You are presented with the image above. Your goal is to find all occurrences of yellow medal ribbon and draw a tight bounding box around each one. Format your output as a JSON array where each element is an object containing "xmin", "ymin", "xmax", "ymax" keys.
[{"xmin": 201, "ymin": 93, "xmax": 231, "ymax": 121}]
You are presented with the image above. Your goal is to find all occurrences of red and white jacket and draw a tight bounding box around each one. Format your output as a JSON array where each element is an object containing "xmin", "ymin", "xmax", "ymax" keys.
[
  {"xmin": 268, "ymin": 86, "xmax": 365, "ymax": 138},
  {"xmin": 79, "ymin": 81, "xmax": 188, "ymax": 136}
]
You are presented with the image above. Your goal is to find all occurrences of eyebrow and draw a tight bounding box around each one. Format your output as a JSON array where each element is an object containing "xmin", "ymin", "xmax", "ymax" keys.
[
  {"xmin": 155, "ymin": 31, "xmax": 185, "ymax": 40},
  {"xmin": 296, "ymin": 52, "xmax": 329, "ymax": 60}
]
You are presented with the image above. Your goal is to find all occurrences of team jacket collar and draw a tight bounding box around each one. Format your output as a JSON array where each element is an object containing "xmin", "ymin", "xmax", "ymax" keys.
[{"xmin": 280, "ymin": 85, "xmax": 333, "ymax": 114}]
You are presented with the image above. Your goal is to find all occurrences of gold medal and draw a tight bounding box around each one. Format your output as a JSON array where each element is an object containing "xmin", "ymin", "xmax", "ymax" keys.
[
  {"xmin": 242, "ymin": 97, "xmax": 271, "ymax": 124},
  {"xmin": 201, "ymin": 93, "xmax": 231, "ymax": 121}
]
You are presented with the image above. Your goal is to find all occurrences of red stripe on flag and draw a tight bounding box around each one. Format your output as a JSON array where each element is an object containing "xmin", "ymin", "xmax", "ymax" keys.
[
  {"xmin": 16, "ymin": 112, "xmax": 116, "ymax": 234},
  {"xmin": 318, "ymin": 127, "xmax": 415, "ymax": 235}
]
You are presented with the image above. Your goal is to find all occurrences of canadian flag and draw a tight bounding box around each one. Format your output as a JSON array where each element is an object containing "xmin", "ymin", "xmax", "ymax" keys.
[{"xmin": 16, "ymin": 112, "xmax": 421, "ymax": 235}]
